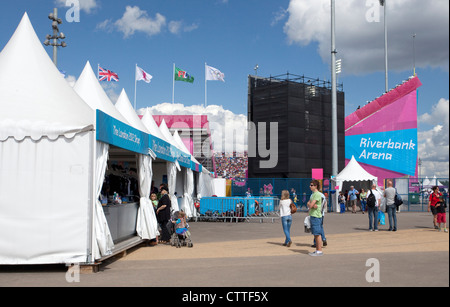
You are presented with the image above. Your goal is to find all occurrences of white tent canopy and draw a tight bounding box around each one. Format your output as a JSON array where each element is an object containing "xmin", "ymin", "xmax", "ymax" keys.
[
  {"xmin": 335, "ymin": 156, "xmax": 378, "ymax": 187},
  {"xmin": 115, "ymin": 89, "xmax": 150, "ymax": 134},
  {"xmin": 332, "ymin": 156, "xmax": 378, "ymax": 213},
  {"xmin": 74, "ymin": 61, "xmax": 130, "ymax": 125},
  {"xmin": 0, "ymin": 13, "xmax": 95, "ymax": 264},
  {"xmin": 0, "ymin": 13, "xmax": 93, "ymax": 141},
  {"xmin": 141, "ymin": 108, "xmax": 170, "ymax": 144}
]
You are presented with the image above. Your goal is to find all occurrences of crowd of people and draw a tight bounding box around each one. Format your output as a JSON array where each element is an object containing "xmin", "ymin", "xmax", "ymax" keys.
[
  {"xmin": 279, "ymin": 180, "xmax": 448, "ymax": 258},
  {"xmin": 214, "ymin": 152, "xmax": 248, "ymax": 180}
]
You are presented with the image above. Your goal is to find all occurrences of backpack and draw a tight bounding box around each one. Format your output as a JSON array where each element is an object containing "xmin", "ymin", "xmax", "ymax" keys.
[
  {"xmin": 394, "ymin": 192, "xmax": 403, "ymax": 208},
  {"xmin": 367, "ymin": 190, "xmax": 376, "ymax": 208}
]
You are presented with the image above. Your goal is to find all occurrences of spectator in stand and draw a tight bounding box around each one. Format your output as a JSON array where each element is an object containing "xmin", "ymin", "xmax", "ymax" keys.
[{"xmin": 213, "ymin": 152, "xmax": 248, "ymax": 180}]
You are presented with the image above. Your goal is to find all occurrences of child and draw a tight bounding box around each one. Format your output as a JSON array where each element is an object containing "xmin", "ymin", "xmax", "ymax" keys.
[
  {"xmin": 150, "ymin": 193, "xmax": 158, "ymax": 210},
  {"xmin": 150, "ymin": 193, "xmax": 159, "ymax": 245},
  {"xmin": 436, "ymin": 199, "xmax": 448, "ymax": 233},
  {"xmin": 339, "ymin": 191, "xmax": 346, "ymax": 214},
  {"xmin": 174, "ymin": 211, "xmax": 189, "ymax": 235}
]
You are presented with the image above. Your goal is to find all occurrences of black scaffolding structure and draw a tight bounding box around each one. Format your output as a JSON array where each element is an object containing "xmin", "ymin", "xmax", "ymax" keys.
[{"xmin": 247, "ymin": 73, "xmax": 346, "ymax": 178}]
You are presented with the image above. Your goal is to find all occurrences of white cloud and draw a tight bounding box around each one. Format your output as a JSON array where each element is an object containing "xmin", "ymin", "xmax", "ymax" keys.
[
  {"xmin": 55, "ymin": 0, "xmax": 99, "ymax": 14},
  {"xmin": 97, "ymin": 6, "xmax": 198, "ymax": 38},
  {"xmin": 418, "ymin": 98, "xmax": 449, "ymax": 177},
  {"xmin": 114, "ymin": 6, "xmax": 166, "ymax": 38},
  {"xmin": 284, "ymin": 0, "xmax": 449, "ymax": 75},
  {"xmin": 138, "ymin": 103, "xmax": 247, "ymax": 153},
  {"xmin": 168, "ymin": 20, "xmax": 199, "ymax": 35},
  {"xmin": 271, "ymin": 7, "xmax": 288, "ymax": 26}
]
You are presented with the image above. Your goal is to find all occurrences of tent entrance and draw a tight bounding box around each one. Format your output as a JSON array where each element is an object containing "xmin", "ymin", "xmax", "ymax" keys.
[{"xmin": 101, "ymin": 145, "xmax": 140, "ymax": 244}]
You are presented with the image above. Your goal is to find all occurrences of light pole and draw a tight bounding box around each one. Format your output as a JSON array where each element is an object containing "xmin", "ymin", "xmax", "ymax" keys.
[
  {"xmin": 412, "ymin": 33, "xmax": 416, "ymax": 76},
  {"xmin": 380, "ymin": 0, "xmax": 388, "ymax": 93},
  {"xmin": 254, "ymin": 64, "xmax": 259, "ymax": 88},
  {"xmin": 44, "ymin": 8, "xmax": 67, "ymax": 67},
  {"xmin": 331, "ymin": 0, "xmax": 338, "ymax": 178}
]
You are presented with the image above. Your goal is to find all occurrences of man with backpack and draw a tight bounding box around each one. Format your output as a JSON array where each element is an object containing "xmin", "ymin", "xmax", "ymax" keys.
[{"xmin": 367, "ymin": 184, "xmax": 382, "ymax": 231}]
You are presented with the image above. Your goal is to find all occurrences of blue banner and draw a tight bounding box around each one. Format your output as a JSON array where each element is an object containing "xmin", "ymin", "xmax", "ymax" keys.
[
  {"xmin": 149, "ymin": 134, "xmax": 176, "ymax": 163},
  {"xmin": 97, "ymin": 110, "xmax": 203, "ymax": 172},
  {"xmin": 97, "ymin": 110, "xmax": 149, "ymax": 155},
  {"xmin": 346, "ymin": 129, "xmax": 418, "ymax": 176}
]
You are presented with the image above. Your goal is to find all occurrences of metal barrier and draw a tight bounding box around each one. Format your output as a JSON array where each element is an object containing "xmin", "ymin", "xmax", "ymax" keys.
[
  {"xmin": 199, "ymin": 197, "xmax": 280, "ymax": 222},
  {"xmin": 233, "ymin": 177, "xmax": 449, "ymax": 212}
]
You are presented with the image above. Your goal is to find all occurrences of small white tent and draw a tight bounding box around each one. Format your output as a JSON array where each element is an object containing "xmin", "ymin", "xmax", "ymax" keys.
[{"xmin": 332, "ymin": 156, "xmax": 378, "ymax": 212}]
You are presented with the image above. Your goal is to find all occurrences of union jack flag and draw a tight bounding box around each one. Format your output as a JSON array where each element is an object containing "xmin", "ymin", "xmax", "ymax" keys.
[{"xmin": 98, "ymin": 65, "xmax": 119, "ymax": 82}]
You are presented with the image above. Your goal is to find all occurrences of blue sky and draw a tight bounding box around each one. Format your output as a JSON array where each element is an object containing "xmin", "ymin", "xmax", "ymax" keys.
[{"xmin": 0, "ymin": 0, "xmax": 448, "ymax": 176}]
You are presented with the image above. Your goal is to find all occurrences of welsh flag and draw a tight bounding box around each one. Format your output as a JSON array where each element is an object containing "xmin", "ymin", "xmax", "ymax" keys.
[{"xmin": 174, "ymin": 67, "xmax": 194, "ymax": 83}]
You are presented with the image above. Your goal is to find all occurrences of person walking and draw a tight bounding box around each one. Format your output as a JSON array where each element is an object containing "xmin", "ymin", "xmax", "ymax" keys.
[
  {"xmin": 428, "ymin": 186, "xmax": 442, "ymax": 230},
  {"xmin": 279, "ymin": 190, "xmax": 293, "ymax": 247},
  {"xmin": 348, "ymin": 186, "xmax": 359, "ymax": 213},
  {"xmin": 384, "ymin": 180, "xmax": 397, "ymax": 231},
  {"xmin": 368, "ymin": 184, "xmax": 382, "ymax": 231},
  {"xmin": 307, "ymin": 180, "xmax": 323, "ymax": 256}
]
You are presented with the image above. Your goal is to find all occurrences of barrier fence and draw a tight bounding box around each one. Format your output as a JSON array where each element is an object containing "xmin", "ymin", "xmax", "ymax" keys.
[
  {"xmin": 231, "ymin": 177, "xmax": 449, "ymax": 213},
  {"xmin": 199, "ymin": 197, "xmax": 280, "ymax": 222}
]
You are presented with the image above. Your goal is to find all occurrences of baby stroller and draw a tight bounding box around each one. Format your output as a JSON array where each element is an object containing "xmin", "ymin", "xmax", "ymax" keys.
[{"xmin": 169, "ymin": 211, "xmax": 194, "ymax": 248}]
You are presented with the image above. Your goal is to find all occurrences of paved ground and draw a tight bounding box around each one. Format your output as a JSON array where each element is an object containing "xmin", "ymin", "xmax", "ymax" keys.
[{"xmin": 0, "ymin": 211, "xmax": 448, "ymax": 288}]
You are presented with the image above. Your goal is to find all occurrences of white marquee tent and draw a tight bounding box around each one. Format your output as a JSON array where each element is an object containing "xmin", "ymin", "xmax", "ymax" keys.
[
  {"xmin": 0, "ymin": 13, "xmax": 212, "ymax": 266},
  {"xmin": 332, "ymin": 156, "xmax": 378, "ymax": 212},
  {"xmin": 0, "ymin": 13, "xmax": 97, "ymax": 264}
]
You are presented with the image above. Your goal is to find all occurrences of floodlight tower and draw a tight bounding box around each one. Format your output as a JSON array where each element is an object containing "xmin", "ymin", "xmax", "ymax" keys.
[{"xmin": 43, "ymin": 8, "xmax": 67, "ymax": 67}]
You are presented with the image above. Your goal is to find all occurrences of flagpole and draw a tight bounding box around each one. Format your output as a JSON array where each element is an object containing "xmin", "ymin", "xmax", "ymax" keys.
[
  {"xmin": 134, "ymin": 64, "xmax": 138, "ymax": 110},
  {"xmin": 205, "ymin": 62, "xmax": 207, "ymax": 108},
  {"xmin": 172, "ymin": 63, "xmax": 175, "ymax": 104}
]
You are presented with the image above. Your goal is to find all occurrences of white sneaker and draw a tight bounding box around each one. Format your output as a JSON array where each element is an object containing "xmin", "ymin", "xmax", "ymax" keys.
[{"xmin": 309, "ymin": 251, "xmax": 323, "ymax": 257}]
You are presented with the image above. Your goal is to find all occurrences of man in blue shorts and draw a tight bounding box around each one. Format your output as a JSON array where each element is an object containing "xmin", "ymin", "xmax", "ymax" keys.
[{"xmin": 307, "ymin": 180, "xmax": 324, "ymax": 257}]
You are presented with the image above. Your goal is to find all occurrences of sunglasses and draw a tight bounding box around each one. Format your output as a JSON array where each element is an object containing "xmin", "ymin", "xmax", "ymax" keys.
[{"xmin": 310, "ymin": 184, "xmax": 316, "ymax": 187}]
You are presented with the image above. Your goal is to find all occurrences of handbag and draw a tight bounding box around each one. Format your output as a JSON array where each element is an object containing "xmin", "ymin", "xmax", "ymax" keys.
[
  {"xmin": 304, "ymin": 216, "xmax": 311, "ymax": 233},
  {"xmin": 290, "ymin": 200, "xmax": 297, "ymax": 214}
]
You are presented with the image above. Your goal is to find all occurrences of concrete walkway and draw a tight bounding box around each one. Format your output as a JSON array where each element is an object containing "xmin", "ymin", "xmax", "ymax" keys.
[{"xmin": 0, "ymin": 212, "xmax": 448, "ymax": 287}]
